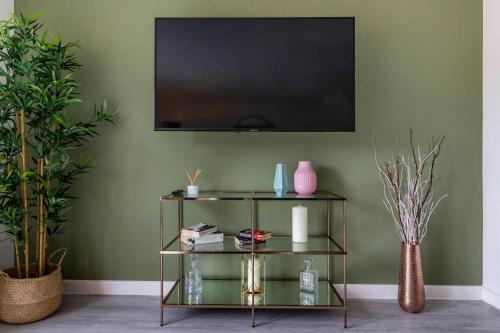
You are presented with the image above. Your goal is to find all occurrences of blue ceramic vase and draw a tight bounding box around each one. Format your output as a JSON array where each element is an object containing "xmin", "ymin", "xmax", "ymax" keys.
[{"xmin": 273, "ymin": 163, "xmax": 289, "ymax": 197}]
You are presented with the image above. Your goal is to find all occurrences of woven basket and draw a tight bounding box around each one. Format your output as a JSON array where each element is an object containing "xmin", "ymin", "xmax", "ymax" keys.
[{"xmin": 0, "ymin": 248, "xmax": 67, "ymax": 324}]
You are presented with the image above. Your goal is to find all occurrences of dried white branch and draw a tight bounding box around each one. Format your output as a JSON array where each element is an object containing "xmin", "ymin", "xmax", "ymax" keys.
[{"xmin": 375, "ymin": 130, "xmax": 446, "ymax": 245}]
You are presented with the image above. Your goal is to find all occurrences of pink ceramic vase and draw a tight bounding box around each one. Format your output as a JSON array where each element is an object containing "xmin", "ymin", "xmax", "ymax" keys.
[{"xmin": 294, "ymin": 161, "xmax": 317, "ymax": 195}]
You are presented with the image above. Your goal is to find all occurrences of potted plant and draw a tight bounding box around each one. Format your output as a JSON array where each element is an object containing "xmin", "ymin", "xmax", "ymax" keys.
[
  {"xmin": 375, "ymin": 130, "xmax": 446, "ymax": 313},
  {"xmin": 0, "ymin": 13, "xmax": 114, "ymax": 324}
]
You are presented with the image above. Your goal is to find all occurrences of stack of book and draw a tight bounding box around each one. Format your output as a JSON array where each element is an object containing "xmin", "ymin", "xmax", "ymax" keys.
[
  {"xmin": 181, "ymin": 223, "xmax": 224, "ymax": 246},
  {"xmin": 234, "ymin": 228, "xmax": 272, "ymax": 248}
]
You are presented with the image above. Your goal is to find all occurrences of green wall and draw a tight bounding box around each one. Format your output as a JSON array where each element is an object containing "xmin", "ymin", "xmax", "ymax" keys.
[{"xmin": 15, "ymin": 0, "xmax": 482, "ymax": 285}]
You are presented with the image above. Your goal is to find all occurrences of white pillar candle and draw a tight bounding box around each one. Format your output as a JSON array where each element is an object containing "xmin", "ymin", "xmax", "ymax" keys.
[
  {"xmin": 292, "ymin": 204, "xmax": 308, "ymax": 243},
  {"xmin": 293, "ymin": 242, "xmax": 308, "ymax": 252},
  {"xmin": 247, "ymin": 258, "xmax": 261, "ymax": 293},
  {"xmin": 247, "ymin": 294, "xmax": 262, "ymax": 305}
]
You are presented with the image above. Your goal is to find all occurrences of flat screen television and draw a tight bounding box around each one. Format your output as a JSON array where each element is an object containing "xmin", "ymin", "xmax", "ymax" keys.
[{"xmin": 155, "ymin": 18, "xmax": 355, "ymax": 132}]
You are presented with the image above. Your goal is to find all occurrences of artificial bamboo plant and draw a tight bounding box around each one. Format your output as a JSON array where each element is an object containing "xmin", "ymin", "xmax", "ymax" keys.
[{"xmin": 0, "ymin": 14, "xmax": 114, "ymax": 278}]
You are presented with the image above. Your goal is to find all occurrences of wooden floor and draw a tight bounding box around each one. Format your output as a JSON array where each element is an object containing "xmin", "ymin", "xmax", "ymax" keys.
[{"xmin": 1, "ymin": 295, "xmax": 500, "ymax": 332}]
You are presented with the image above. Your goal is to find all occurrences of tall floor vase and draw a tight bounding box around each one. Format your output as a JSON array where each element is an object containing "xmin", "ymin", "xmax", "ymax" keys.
[{"xmin": 398, "ymin": 243, "xmax": 426, "ymax": 313}]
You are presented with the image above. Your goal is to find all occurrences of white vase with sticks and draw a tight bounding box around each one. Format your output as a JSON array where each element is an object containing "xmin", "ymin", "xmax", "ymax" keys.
[{"xmin": 186, "ymin": 168, "xmax": 202, "ymax": 196}]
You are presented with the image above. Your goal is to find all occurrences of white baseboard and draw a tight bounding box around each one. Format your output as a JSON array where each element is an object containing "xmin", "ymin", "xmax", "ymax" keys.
[
  {"xmin": 338, "ymin": 284, "xmax": 481, "ymax": 300},
  {"xmin": 64, "ymin": 280, "xmax": 174, "ymax": 296},
  {"xmin": 482, "ymin": 287, "xmax": 500, "ymax": 309},
  {"xmin": 63, "ymin": 280, "xmax": 482, "ymax": 300},
  {"xmin": 425, "ymin": 285, "xmax": 482, "ymax": 300}
]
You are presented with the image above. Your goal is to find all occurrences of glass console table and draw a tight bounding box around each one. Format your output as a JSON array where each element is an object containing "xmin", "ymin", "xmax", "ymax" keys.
[{"xmin": 159, "ymin": 191, "xmax": 347, "ymax": 328}]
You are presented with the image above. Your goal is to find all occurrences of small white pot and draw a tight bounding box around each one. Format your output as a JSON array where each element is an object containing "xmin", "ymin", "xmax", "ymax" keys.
[{"xmin": 187, "ymin": 185, "xmax": 199, "ymax": 196}]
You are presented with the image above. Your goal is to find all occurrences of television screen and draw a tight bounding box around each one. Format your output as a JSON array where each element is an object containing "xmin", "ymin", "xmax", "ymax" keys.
[{"xmin": 155, "ymin": 18, "xmax": 355, "ymax": 131}]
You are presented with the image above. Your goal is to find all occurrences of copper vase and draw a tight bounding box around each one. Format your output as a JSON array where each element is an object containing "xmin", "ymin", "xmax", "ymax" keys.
[{"xmin": 398, "ymin": 243, "xmax": 425, "ymax": 313}]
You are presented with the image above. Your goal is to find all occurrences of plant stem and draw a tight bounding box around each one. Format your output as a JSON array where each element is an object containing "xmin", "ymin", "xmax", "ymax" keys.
[
  {"xmin": 41, "ymin": 164, "xmax": 51, "ymax": 275},
  {"xmin": 41, "ymin": 225, "xmax": 47, "ymax": 276},
  {"xmin": 14, "ymin": 241, "xmax": 22, "ymax": 278},
  {"xmin": 16, "ymin": 109, "xmax": 29, "ymax": 278},
  {"xmin": 35, "ymin": 164, "xmax": 40, "ymax": 274},
  {"xmin": 37, "ymin": 159, "xmax": 44, "ymax": 277}
]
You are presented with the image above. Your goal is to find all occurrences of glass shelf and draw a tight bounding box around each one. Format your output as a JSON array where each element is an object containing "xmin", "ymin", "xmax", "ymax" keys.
[
  {"xmin": 162, "ymin": 279, "xmax": 344, "ymax": 309},
  {"xmin": 161, "ymin": 191, "xmax": 346, "ymax": 201},
  {"xmin": 161, "ymin": 236, "xmax": 346, "ymax": 255}
]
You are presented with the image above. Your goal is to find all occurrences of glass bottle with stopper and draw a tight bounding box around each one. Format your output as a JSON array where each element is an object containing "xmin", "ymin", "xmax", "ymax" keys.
[
  {"xmin": 299, "ymin": 257, "xmax": 318, "ymax": 293},
  {"xmin": 185, "ymin": 254, "xmax": 203, "ymax": 300}
]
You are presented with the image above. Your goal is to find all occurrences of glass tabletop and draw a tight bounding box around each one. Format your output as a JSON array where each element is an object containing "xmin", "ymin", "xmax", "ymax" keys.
[
  {"xmin": 161, "ymin": 236, "xmax": 345, "ymax": 255},
  {"xmin": 161, "ymin": 191, "xmax": 346, "ymax": 201},
  {"xmin": 163, "ymin": 279, "xmax": 343, "ymax": 308}
]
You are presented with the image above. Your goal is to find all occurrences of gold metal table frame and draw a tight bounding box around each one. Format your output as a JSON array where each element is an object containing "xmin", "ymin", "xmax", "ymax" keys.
[{"xmin": 159, "ymin": 191, "xmax": 347, "ymax": 328}]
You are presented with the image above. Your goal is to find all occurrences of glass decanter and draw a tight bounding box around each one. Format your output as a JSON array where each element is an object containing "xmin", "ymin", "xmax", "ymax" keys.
[
  {"xmin": 185, "ymin": 254, "xmax": 203, "ymax": 297},
  {"xmin": 299, "ymin": 257, "xmax": 318, "ymax": 293},
  {"xmin": 299, "ymin": 290, "xmax": 318, "ymax": 306}
]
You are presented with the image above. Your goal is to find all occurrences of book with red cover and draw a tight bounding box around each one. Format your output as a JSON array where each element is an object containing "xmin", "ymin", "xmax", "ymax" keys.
[
  {"xmin": 238, "ymin": 229, "xmax": 272, "ymax": 241},
  {"xmin": 234, "ymin": 236, "xmax": 266, "ymax": 247}
]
